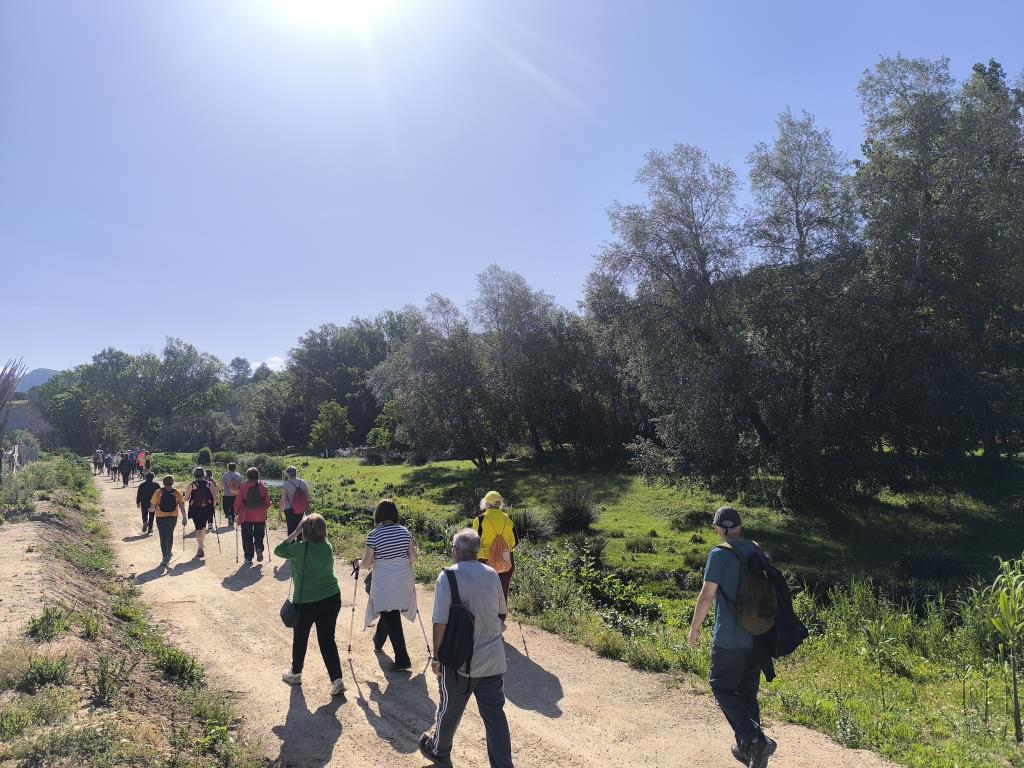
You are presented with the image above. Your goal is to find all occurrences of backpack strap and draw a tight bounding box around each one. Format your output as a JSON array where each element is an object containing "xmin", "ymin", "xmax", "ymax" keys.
[
  {"xmin": 711, "ymin": 545, "xmax": 744, "ymax": 611},
  {"xmin": 444, "ymin": 568, "xmax": 462, "ymax": 607}
]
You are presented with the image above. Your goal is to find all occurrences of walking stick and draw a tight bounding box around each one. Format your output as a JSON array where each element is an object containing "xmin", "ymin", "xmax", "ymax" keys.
[
  {"xmin": 234, "ymin": 521, "xmax": 239, "ymax": 564},
  {"xmin": 347, "ymin": 563, "xmax": 360, "ymax": 655},
  {"xmin": 212, "ymin": 509, "xmax": 222, "ymax": 554},
  {"xmin": 265, "ymin": 524, "xmax": 272, "ymax": 563},
  {"xmin": 416, "ymin": 610, "xmax": 432, "ymax": 659}
]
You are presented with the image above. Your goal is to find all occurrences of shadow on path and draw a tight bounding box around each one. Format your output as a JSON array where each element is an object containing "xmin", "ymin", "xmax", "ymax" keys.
[
  {"xmin": 357, "ymin": 672, "xmax": 435, "ymax": 754},
  {"xmin": 273, "ymin": 560, "xmax": 292, "ymax": 582},
  {"xmin": 122, "ymin": 533, "xmax": 150, "ymax": 543},
  {"xmin": 134, "ymin": 565, "xmax": 166, "ymax": 585},
  {"xmin": 221, "ymin": 564, "xmax": 264, "ymax": 591},
  {"xmin": 272, "ymin": 685, "xmax": 344, "ymax": 768},
  {"xmin": 503, "ymin": 643, "xmax": 563, "ymax": 718},
  {"xmin": 167, "ymin": 558, "xmax": 203, "ymax": 577}
]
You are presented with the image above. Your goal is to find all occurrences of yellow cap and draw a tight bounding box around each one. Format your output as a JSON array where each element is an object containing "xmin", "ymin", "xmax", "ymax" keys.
[{"xmin": 482, "ymin": 491, "xmax": 504, "ymax": 508}]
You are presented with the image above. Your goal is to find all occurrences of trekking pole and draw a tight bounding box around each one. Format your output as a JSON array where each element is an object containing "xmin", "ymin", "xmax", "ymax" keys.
[
  {"xmin": 265, "ymin": 524, "xmax": 272, "ymax": 563},
  {"xmin": 234, "ymin": 522, "xmax": 239, "ymax": 564},
  {"xmin": 347, "ymin": 563, "xmax": 360, "ymax": 655},
  {"xmin": 212, "ymin": 511, "xmax": 222, "ymax": 554},
  {"xmin": 416, "ymin": 610, "xmax": 432, "ymax": 659}
]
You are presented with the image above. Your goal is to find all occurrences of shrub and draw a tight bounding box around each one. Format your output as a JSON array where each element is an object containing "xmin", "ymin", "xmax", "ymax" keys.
[
  {"xmin": 511, "ymin": 507, "xmax": 552, "ymax": 543},
  {"xmin": 237, "ymin": 453, "xmax": 286, "ymax": 479},
  {"xmin": 155, "ymin": 647, "xmax": 205, "ymax": 687},
  {"xmin": 0, "ymin": 687, "xmax": 77, "ymax": 739},
  {"xmin": 625, "ymin": 536, "xmax": 657, "ymax": 554},
  {"xmin": 195, "ymin": 446, "xmax": 213, "ymax": 467},
  {"xmin": 212, "ymin": 450, "xmax": 237, "ymax": 465},
  {"xmin": 549, "ymin": 488, "xmax": 596, "ymax": 534},
  {"xmin": 77, "ymin": 611, "xmax": 101, "ymax": 640},
  {"xmin": 567, "ymin": 533, "xmax": 608, "ymax": 565},
  {"xmin": 669, "ymin": 508, "xmax": 713, "ymax": 531},
  {"xmin": 26, "ymin": 606, "xmax": 72, "ymax": 641},
  {"xmin": 85, "ymin": 653, "xmax": 138, "ymax": 706},
  {"xmin": 0, "ymin": 641, "xmax": 33, "ymax": 690},
  {"xmin": 19, "ymin": 654, "xmax": 74, "ymax": 693}
]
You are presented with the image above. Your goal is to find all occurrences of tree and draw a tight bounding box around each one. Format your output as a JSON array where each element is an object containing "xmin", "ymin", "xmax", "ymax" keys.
[
  {"xmin": 227, "ymin": 357, "xmax": 252, "ymax": 386},
  {"xmin": 308, "ymin": 400, "xmax": 353, "ymax": 454}
]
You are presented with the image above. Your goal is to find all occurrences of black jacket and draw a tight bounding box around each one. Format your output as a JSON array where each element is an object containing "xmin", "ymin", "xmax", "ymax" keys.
[{"xmin": 136, "ymin": 480, "xmax": 160, "ymax": 507}]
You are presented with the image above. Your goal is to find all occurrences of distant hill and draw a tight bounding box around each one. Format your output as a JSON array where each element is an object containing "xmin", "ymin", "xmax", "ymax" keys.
[{"xmin": 17, "ymin": 368, "xmax": 60, "ymax": 392}]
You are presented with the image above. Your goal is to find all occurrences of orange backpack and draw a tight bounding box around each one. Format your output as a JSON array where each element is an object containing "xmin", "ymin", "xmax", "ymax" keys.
[{"xmin": 482, "ymin": 516, "xmax": 512, "ymax": 574}]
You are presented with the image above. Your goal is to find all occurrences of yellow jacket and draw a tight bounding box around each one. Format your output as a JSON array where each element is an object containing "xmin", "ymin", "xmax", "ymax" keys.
[{"xmin": 472, "ymin": 509, "xmax": 518, "ymax": 559}]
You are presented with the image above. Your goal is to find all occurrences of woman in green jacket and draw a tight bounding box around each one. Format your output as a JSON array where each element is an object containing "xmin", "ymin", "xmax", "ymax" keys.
[{"xmin": 274, "ymin": 514, "xmax": 345, "ymax": 697}]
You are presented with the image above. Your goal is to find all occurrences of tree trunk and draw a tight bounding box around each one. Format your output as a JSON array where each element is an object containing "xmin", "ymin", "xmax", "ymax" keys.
[{"xmin": 529, "ymin": 426, "xmax": 544, "ymax": 460}]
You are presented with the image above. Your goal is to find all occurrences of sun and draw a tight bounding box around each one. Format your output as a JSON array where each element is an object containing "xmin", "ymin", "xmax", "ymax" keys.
[{"xmin": 268, "ymin": 0, "xmax": 400, "ymax": 33}]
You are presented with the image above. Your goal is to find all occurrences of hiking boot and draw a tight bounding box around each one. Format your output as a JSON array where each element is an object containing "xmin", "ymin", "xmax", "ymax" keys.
[
  {"xmin": 731, "ymin": 744, "xmax": 750, "ymax": 765},
  {"xmin": 330, "ymin": 678, "xmax": 346, "ymax": 697},
  {"xmin": 747, "ymin": 736, "xmax": 777, "ymax": 768},
  {"xmin": 418, "ymin": 734, "xmax": 452, "ymax": 768},
  {"xmin": 281, "ymin": 671, "xmax": 302, "ymax": 686},
  {"xmin": 257, "ymin": 551, "xmax": 264, "ymax": 562},
  {"xmin": 391, "ymin": 658, "xmax": 412, "ymax": 671},
  {"xmin": 244, "ymin": 558, "xmax": 253, "ymax": 565},
  {"xmin": 197, "ymin": 547, "xmax": 205, "ymax": 559}
]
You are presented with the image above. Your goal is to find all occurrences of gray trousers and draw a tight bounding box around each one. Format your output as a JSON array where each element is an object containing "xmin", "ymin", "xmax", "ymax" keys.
[{"xmin": 430, "ymin": 667, "xmax": 513, "ymax": 768}]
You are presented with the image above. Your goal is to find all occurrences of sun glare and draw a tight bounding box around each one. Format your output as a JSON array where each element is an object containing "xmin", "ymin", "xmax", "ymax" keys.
[{"xmin": 268, "ymin": 0, "xmax": 400, "ymax": 33}]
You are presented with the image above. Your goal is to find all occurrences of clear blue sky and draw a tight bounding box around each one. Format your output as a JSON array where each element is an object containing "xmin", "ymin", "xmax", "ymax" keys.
[{"xmin": 3, "ymin": 0, "xmax": 1021, "ymax": 372}]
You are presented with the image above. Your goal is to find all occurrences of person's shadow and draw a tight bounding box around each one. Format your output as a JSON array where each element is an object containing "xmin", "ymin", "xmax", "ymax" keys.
[
  {"xmin": 134, "ymin": 565, "xmax": 166, "ymax": 584},
  {"xmin": 167, "ymin": 558, "xmax": 203, "ymax": 577},
  {"xmin": 503, "ymin": 643, "xmax": 563, "ymax": 717},
  {"xmin": 272, "ymin": 685, "xmax": 344, "ymax": 767},
  {"xmin": 221, "ymin": 564, "xmax": 264, "ymax": 591},
  {"xmin": 273, "ymin": 560, "xmax": 292, "ymax": 582},
  {"xmin": 357, "ymin": 673, "xmax": 435, "ymax": 753},
  {"xmin": 122, "ymin": 533, "xmax": 149, "ymax": 542}
]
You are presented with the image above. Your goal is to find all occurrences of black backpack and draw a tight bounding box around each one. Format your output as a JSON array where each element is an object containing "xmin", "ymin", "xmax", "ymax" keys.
[
  {"xmin": 713, "ymin": 543, "xmax": 778, "ymax": 637},
  {"xmin": 158, "ymin": 488, "xmax": 178, "ymax": 513},
  {"xmin": 436, "ymin": 568, "xmax": 475, "ymax": 692},
  {"xmin": 190, "ymin": 480, "xmax": 213, "ymax": 509}
]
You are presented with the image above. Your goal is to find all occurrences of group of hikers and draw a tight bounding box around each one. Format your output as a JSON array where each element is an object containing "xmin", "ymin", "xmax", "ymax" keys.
[
  {"xmin": 100, "ymin": 451, "xmax": 796, "ymax": 768},
  {"xmin": 92, "ymin": 446, "xmax": 147, "ymax": 486}
]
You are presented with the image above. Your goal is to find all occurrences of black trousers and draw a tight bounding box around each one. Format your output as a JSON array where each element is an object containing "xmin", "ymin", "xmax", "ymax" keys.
[
  {"xmin": 240, "ymin": 522, "xmax": 266, "ymax": 560},
  {"xmin": 285, "ymin": 509, "xmax": 303, "ymax": 536},
  {"xmin": 373, "ymin": 610, "xmax": 410, "ymax": 664},
  {"xmin": 292, "ymin": 593, "xmax": 343, "ymax": 682},
  {"xmin": 223, "ymin": 497, "xmax": 235, "ymax": 521},
  {"xmin": 140, "ymin": 505, "xmax": 155, "ymax": 530},
  {"xmin": 709, "ymin": 645, "xmax": 764, "ymax": 747},
  {"xmin": 155, "ymin": 516, "xmax": 176, "ymax": 561}
]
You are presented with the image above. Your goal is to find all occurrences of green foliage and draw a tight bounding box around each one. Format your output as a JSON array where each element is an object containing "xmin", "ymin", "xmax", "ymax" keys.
[
  {"xmin": 195, "ymin": 446, "xmax": 213, "ymax": 466},
  {"xmin": 77, "ymin": 611, "xmax": 101, "ymax": 641},
  {"xmin": 19, "ymin": 654, "xmax": 74, "ymax": 693},
  {"xmin": 155, "ymin": 647, "xmax": 206, "ymax": 687},
  {"xmin": 308, "ymin": 400, "xmax": 354, "ymax": 454},
  {"xmin": 549, "ymin": 488, "xmax": 596, "ymax": 533},
  {"xmin": 509, "ymin": 506, "xmax": 552, "ymax": 542},
  {"xmin": 0, "ymin": 687, "xmax": 77, "ymax": 739},
  {"xmin": 26, "ymin": 605, "xmax": 72, "ymax": 641},
  {"xmin": 84, "ymin": 653, "xmax": 138, "ymax": 706}
]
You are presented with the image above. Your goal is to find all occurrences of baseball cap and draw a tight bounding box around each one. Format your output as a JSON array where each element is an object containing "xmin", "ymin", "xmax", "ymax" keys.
[{"xmin": 713, "ymin": 506, "xmax": 742, "ymax": 531}]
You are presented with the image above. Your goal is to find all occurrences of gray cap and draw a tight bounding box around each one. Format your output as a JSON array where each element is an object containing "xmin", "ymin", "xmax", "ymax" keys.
[
  {"xmin": 286, "ymin": 466, "xmax": 297, "ymax": 477},
  {"xmin": 713, "ymin": 506, "xmax": 742, "ymax": 531}
]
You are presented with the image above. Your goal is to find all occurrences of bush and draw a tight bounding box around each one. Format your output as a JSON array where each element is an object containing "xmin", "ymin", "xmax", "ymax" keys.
[
  {"xmin": 194, "ymin": 446, "xmax": 213, "ymax": 467},
  {"xmin": 19, "ymin": 654, "xmax": 74, "ymax": 693},
  {"xmin": 212, "ymin": 450, "xmax": 237, "ymax": 465},
  {"xmin": 567, "ymin": 533, "xmax": 608, "ymax": 565},
  {"xmin": 549, "ymin": 488, "xmax": 597, "ymax": 534},
  {"xmin": 155, "ymin": 647, "xmax": 205, "ymax": 687},
  {"xmin": 85, "ymin": 653, "xmax": 138, "ymax": 706},
  {"xmin": 237, "ymin": 453, "xmax": 286, "ymax": 480},
  {"xmin": 26, "ymin": 606, "xmax": 72, "ymax": 641},
  {"xmin": 511, "ymin": 507, "xmax": 552, "ymax": 543},
  {"xmin": 669, "ymin": 508, "xmax": 713, "ymax": 532},
  {"xmin": 0, "ymin": 687, "xmax": 77, "ymax": 739},
  {"xmin": 77, "ymin": 611, "xmax": 101, "ymax": 641},
  {"xmin": 625, "ymin": 536, "xmax": 657, "ymax": 554}
]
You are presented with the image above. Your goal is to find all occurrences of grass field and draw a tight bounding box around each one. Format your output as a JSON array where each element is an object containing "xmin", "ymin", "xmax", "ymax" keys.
[{"xmin": 149, "ymin": 451, "xmax": 1024, "ymax": 767}]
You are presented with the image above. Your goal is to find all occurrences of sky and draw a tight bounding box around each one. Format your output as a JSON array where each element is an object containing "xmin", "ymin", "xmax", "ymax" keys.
[{"xmin": 2, "ymin": 0, "xmax": 1022, "ymax": 373}]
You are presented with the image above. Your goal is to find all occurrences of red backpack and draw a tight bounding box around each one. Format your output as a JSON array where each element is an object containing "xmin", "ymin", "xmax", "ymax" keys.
[{"xmin": 288, "ymin": 480, "xmax": 310, "ymax": 515}]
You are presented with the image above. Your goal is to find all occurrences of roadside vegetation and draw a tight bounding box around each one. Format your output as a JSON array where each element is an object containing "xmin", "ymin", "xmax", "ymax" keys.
[{"xmin": 0, "ymin": 455, "xmax": 263, "ymax": 768}]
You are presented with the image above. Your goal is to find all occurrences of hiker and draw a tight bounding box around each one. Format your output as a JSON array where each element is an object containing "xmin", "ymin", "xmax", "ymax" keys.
[
  {"xmin": 355, "ymin": 499, "xmax": 418, "ymax": 671},
  {"xmin": 92, "ymin": 448, "xmax": 104, "ymax": 475},
  {"xmin": 118, "ymin": 453, "xmax": 131, "ymax": 486},
  {"xmin": 275, "ymin": 514, "xmax": 345, "ymax": 697},
  {"xmin": 137, "ymin": 450, "xmax": 146, "ymax": 479},
  {"xmin": 279, "ymin": 466, "xmax": 310, "ymax": 536},
  {"xmin": 204, "ymin": 469, "xmax": 217, "ymax": 531},
  {"xmin": 184, "ymin": 467, "xmax": 216, "ymax": 559},
  {"xmin": 149, "ymin": 475, "xmax": 187, "ymax": 568},
  {"xmin": 104, "ymin": 452, "xmax": 114, "ymax": 477},
  {"xmin": 220, "ymin": 461, "xmax": 242, "ymax": 527},
  {"xmin": 136, "ymin": 471, "xmax": 160, "ymax": 533},
  {"xmin": 472, "ymin": 491, "xmax": 518, "ymax": 601},
  {"xmin": 688, "ymin": 506, "xmax": 777, "ymax": 768},
  {"xmin": 419, "ymin": 529, "xmax": 513, "ymax": 768},
  {"xmin": 234, "ymin": 467, "xmax": 271, "ymax": 565}
]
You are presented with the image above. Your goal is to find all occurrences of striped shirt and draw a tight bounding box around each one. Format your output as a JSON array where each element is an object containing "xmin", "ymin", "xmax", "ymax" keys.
[{"xmin": 366, "ymin": 524, "xmax": 413, "ymax": 561}]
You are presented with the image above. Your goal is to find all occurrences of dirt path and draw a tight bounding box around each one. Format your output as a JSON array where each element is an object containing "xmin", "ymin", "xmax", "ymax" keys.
[{"xmin": 95, "ymin": 475, "xmax": 897, "ymax": 768}]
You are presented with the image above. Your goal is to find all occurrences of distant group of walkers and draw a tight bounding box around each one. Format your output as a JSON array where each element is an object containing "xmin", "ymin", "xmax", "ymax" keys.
[
  {"xmin": 98, "ymin": 450, "xmax": 797, "ymax": 768},
  {"xmin": 93, "ymin": 446, "xmax": 147, "ymax": 486}
]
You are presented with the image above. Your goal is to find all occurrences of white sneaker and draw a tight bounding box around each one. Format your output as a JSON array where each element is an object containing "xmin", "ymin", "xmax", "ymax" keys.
[
  {"xmin": 330, "ymin": 678, "xmax": 346, "ymax": 697},
  {"xmin": 282, "ymin": 671, "xmax": 302, "ymax": 686}
]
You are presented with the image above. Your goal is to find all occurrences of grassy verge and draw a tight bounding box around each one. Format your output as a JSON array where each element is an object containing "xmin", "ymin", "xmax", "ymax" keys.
[{"xmin": 0, "ymin": 455, "xmax": 264, "ymax": 768}]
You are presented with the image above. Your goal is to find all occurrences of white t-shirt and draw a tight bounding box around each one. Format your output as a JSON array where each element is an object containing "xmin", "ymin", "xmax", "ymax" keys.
[
  {"xmin": 281, "ymin": 477, "xmax": 309, "ymax": 510},
  {"xmin": 221, "ymin": 471, "xmax": 243, "ymax": 496}
]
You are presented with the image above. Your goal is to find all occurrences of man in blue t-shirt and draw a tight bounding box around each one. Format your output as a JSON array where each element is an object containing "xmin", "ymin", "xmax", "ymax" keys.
[{"xmin": 689, "ymin": 506, "xmax": 776, "ymax": 768}]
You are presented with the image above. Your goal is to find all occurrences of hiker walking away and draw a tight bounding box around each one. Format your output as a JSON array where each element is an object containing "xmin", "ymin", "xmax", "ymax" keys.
[
  {"xmin": 204, "ymin": 469, "xmax": 217, "ymax": 531},
  {"xmin": 92, "ymin": 448, "xmax": 104, "ymax": 475},
  {"xmin": 220, "ymin": 461, "xmax": 242, "ymax": 527},
  {"xmin": 150, "ymin": 475, "xmax": 187, "ymax": 568},
  {"xmin": 354, "ymin": 499, "xmax": 418, "ymax": 671},
  {"xmin": 688, "ymin": 507, "xmax": 777, "ymax": 768},
  {"xmin": 234, "ymin": 467, "xmax": 271, "ymax": 565},
  {"xmin": 119, "ymin": 452, "xmax": 132, "ymax": 487},
  {"xmin": 275, "ymin": 514, "xmax": 346, "ymax": 697},
  {"xmin": 104, "ymin": 452, "xmax": 114, "ymax": 478},
  {"xmin": 279, "ymin": 466, "xmax": 310, "ymax": 536},
  {"xmin": 472, "ymin": 491, "xmax": 518, "ymax": 601},
  {"xmin": 136, "ymin": 471, "xmax": 160, "ymax": 534},
  {"xmin": 137, "ymin": 450, "xmax": 146, "ymax": 479},
  {"xmin": 419, "ymin": 529, "xmax": 513, "ymax": 768},
  {"xmin": 184, "ymin": 467, "xmax": 216, "ymax": 559}
]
